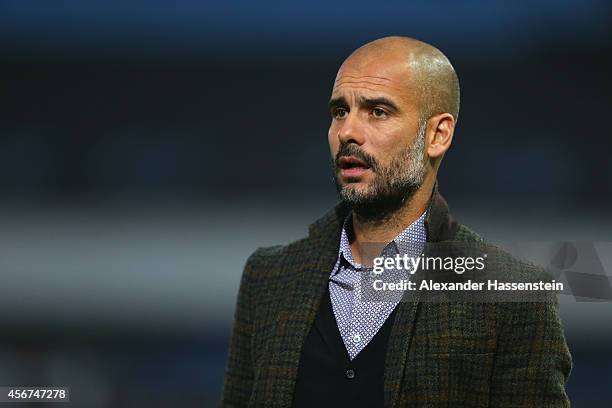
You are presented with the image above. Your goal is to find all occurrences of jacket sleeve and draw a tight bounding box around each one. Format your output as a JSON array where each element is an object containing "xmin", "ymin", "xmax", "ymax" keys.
[
  {"xmin": 489, "ymin": 295, "xmax": 572, "ymax": 407},
  {"xmin": 220, "ymin": 252, "xmax": 258, "ymax": 407}
]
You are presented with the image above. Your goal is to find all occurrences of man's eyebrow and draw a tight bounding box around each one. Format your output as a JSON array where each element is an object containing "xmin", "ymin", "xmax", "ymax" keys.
[
  {"xmin": 328, "ymin": 96, "xmax": 348, "ymax": 110},
  {"xmin": 358, "ymin": 96, "xmax": 400, "ymax": 113},
  {"xmin": 328, "ymin": 95, "xmax": 401, "ymax": 113}
]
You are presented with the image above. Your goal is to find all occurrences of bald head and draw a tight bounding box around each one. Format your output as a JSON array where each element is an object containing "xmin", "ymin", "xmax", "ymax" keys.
[{"xmin": 340, "ymin": 36, "xmax": 460, "ymax": 122}]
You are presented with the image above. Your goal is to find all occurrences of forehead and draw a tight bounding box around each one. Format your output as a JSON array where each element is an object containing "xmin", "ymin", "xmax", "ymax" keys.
[{"xmin": 331, "ymin": 55, "xmax": 415, "ymax": 100}]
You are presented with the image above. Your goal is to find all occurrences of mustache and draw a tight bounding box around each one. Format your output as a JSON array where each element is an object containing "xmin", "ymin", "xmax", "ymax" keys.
[{"xmin": 335, "ymin": 144, "xmax": 378, "ymax": 171}]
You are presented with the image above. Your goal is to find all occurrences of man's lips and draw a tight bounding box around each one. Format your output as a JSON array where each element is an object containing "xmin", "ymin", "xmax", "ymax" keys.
[
  {"xmin": 337, "ymin": 155, "xmax": 371, "ymax": 179},
  {"xmin": 337, "ymin": 156, "xmax": 370, "ymax": 169}
]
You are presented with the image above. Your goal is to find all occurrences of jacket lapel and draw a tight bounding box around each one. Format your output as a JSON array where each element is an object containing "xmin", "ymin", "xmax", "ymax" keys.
[
  {"xmin": 264, "ymin": 203, "xmax": 349, "ymax": 407},
  {"xmin": 384, "ymin": 184, "xmax": 459, "ymax": 408}
]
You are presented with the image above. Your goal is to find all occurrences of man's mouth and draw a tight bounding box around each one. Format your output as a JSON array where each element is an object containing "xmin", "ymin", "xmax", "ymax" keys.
[{"xmin": 337, "ymin": 156, "xmax": 371, "ymax": 179}]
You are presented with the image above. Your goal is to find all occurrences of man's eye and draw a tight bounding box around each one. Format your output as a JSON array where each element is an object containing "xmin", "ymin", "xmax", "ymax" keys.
[
  {"xmin": 372, "ymin": 108, "xmax": 386, "ymax": 118},
  {"xmin": 334, "ymin": 108, "xmax": 348, "ymax": 119}
]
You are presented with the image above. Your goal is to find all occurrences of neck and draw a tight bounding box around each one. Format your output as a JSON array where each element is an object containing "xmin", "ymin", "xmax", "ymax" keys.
[{"xmin": 349, "ymin": 180, "xmax": 434, "ymax": 265}]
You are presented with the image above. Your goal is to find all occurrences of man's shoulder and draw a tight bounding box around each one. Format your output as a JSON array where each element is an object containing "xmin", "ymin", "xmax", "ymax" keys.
[
  {"xmin": 243, "ymin": 236, "xmax": 315, "ymax": 275},
  {"xmin": 246, "ymin": 244, "xmax": 289, "ymax": 266},
  {"xmin": 454, "ymin": 223, "xmax": 485, "ymax": 243}
]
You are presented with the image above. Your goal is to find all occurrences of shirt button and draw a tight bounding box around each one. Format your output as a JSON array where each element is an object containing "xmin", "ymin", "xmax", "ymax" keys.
[
  {"xmin": 345, "ymin": 369, "xmax": 355, "ymax": 379},
  {"xmin": 352, "ymin": 333, "xmax": 361, "ymax": 343}
]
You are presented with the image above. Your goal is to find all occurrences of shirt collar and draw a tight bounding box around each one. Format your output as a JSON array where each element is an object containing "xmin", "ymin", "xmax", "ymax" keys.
[{"xmin": 331, "ymin": 209, "xmax": 428, "ymax": 276}]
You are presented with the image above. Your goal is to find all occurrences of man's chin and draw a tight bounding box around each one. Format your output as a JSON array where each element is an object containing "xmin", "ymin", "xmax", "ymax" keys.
[
  {"xmin": 338, "ymin": 183, "xmax": 423, "ymax": 220},
  {"xmin": 338, "ymin": 183, "xmax": 371, "ymax": 199},
  {"xmin": 338, "ymin": 186, "xmax": 379, "ymax": 208}
]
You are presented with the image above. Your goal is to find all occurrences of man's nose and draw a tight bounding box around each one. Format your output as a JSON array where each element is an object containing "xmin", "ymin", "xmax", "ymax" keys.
[{"xmin": 337, "ymin": 112, "xmax": 366, "ymax": 146}]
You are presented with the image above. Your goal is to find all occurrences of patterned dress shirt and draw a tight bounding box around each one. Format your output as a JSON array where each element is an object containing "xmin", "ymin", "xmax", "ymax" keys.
[{"xmin": 329, "ymin": 210, "xmax": 427, "ymax": 360}]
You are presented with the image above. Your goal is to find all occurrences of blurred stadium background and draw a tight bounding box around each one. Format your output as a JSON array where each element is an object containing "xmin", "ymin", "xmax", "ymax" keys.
[{"xmin": 0, "ymin": 1, "xmax": 611, "ymax": 406}]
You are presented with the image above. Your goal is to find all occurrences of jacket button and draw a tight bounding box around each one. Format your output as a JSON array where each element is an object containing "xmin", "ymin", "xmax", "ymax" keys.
[{"xmin": 345, "ymin": 369, "xmax": 355, "ymax": 379}]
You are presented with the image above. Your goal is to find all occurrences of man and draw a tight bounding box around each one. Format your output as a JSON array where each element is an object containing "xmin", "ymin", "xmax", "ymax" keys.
[{"xmin": 221, "ymin": 36, "xmax": 572, "ymax": 407}]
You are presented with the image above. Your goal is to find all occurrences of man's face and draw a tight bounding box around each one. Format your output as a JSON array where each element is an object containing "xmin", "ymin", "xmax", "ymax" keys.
[{"xmin": 328, "ymin": 52, "xmax": 427, "ymax": 219}]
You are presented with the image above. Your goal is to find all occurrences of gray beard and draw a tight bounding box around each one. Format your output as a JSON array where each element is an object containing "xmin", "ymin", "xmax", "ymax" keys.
[{"xmin": 333, "ymin": 121, "xmax": 427, "ymax": 223}]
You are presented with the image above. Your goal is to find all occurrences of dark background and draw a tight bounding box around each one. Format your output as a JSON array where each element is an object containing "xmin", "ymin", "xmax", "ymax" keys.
[{"xmin": 0, "ymin": 1, "xmax": 611, "ymax": 406}]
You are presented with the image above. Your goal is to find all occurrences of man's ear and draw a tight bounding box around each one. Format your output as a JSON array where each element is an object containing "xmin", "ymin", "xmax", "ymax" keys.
[{"xmin": 426, "ymin": 113, "xmax": 456, "ymax": 160}]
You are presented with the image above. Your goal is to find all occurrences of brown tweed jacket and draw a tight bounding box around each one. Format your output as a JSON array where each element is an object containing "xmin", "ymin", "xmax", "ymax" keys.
[{"xmin": 221, "ymin": 187, "xmax": 572, "ymax": 407}]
